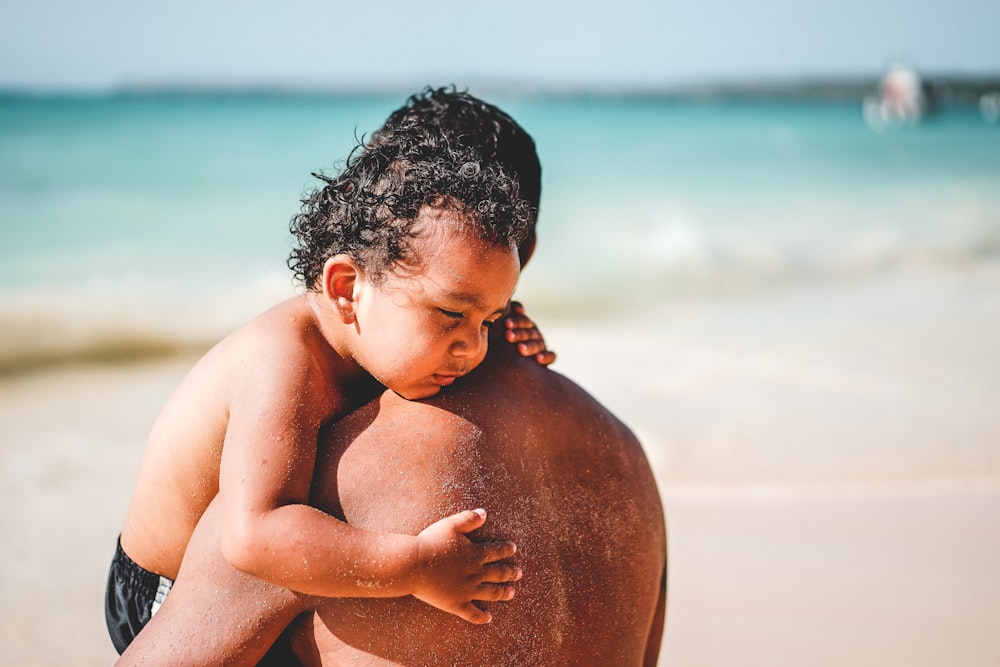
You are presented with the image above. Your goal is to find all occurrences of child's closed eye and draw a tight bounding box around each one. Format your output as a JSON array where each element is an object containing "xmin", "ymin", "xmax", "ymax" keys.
[{"xmin": 438, "ymin": 308, "xmax": 499, "ymax": 330}]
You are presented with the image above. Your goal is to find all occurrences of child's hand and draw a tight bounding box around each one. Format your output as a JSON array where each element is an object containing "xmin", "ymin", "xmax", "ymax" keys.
[
  {"xmin": 503, "ymin": 301, "xmax": 556, "ymax": 366},
  {"xmin": 411, "ymin": 508, "xmax": 521, "ymax": 624}
]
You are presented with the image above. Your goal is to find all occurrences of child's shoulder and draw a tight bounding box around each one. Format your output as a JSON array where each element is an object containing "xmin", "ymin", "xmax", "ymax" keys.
[
  {"xmin": 238, "ymin": 295, "xmax": 315, "ymax": 339},
  {"xmin": 209, "ymin": 296, "xmax": 331, "ymax": 375}
]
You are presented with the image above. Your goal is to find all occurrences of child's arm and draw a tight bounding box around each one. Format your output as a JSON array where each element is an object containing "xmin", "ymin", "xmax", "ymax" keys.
[
  {"xmin": 217, "ymin": 351, "xmax": 519, "ymax": 624},
  {"xmin": 501, "ymin": 300, "xmax": 557, "ymax": 365}
]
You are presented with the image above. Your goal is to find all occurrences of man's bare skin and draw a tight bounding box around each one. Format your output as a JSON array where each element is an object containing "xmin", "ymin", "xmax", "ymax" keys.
[{"xmin": 119, "ymin": 339, "xmax": 667, "ymax": 666}]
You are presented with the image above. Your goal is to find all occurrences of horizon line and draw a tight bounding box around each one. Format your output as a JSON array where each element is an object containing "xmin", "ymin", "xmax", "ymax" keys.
[{"xmin": 3, "ymin": 73, "xmax": 999, "ymax": 105}]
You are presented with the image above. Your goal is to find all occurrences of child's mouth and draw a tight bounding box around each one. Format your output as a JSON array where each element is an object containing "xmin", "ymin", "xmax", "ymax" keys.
[{"xmin": 431, "ymin": 373, "xmax": 459, "ymax": 386}]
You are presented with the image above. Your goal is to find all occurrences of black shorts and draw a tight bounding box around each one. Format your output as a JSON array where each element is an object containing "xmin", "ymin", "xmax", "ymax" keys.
[
  {"xmin": 104, "ymin": 536, "xmax": 173, "ymax": 654},
  {"xmin": 104, "ymin": 536, "xmax": 302, "ymax": 665}
]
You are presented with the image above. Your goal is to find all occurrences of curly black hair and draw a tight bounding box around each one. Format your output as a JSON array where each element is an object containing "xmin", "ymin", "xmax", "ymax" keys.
[
  {"xmin": 288, "ymin": 119, "xmax": 532, "ymax": 289},
  {"xmin": 373, "ymin": 86, "xmax": 541, "ymax": 217}
]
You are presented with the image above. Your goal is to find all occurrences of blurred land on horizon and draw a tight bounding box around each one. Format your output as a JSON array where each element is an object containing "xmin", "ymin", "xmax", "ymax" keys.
[{"xmin": 3, "ymin": 73, "xmax": 998, "ymax": 105}]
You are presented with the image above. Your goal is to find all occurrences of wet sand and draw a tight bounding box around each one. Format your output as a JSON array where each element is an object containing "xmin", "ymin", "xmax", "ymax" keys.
[{"xmin": 2, "ymin": 266, "xmax": 999, "ymax": 666}]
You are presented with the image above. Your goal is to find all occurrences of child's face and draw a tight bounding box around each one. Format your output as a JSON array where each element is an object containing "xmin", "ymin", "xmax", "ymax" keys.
[{"xmin": 351, "ymin": 209, "xmax": 520, "ymax": 400}]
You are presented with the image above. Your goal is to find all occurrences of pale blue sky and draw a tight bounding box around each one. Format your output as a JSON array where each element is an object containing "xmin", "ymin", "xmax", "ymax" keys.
[{"xmin": 1, "ymin": 0, "xmax": 998, "ymax": 90}]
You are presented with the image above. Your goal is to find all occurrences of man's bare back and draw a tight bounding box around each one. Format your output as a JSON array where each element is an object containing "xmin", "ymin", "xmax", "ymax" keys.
[
  {"xmin": 292, "ymin": 343, "xmax": 667, "ymax": 666},
  {"xmin": 120, "ymin": 342, "xmax": 666, "ymax": 666}
]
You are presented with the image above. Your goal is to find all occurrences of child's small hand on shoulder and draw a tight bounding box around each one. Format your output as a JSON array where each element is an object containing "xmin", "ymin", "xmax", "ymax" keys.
[{"xmin": 503, "ymin": 301, "xmax": 556, "ymax": 366}]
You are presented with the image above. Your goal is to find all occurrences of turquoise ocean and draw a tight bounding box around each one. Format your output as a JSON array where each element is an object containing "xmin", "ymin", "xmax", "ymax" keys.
[{"xmin": 2, "ymin": 91, "xmax": 999, "ymax": 374}]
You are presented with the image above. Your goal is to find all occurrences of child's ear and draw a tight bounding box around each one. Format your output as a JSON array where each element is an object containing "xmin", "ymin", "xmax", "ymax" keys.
[
  {"xmin": 517, "ymin": 232, "xmax": 537, "ymax": 270},
  {"xmin": 321, "ymin": 255, "xmax": 362, "ymax": 324}
]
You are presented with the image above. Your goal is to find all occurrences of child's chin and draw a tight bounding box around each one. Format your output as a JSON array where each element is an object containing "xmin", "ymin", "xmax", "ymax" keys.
[{"xmin": 393, "ymin": 384, "xmax": 442, "ymax": 401}]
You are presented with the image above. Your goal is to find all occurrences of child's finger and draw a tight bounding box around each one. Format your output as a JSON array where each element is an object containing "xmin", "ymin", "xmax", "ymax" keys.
[
  {"xmin": 481, "ymin": 562, "xmax": 522, "ymax": 584},
  {"xmin": 534, "ymin": 350, "xmax": 557, "ymax": 366},
  {"xmin": 475, "ymin": 582, "xmax": 517, "ymax": 602},
  {"xmin": 504, "ymin": 314, "xmax": 535, "ymax": 331},
  {"xmin": 433, "ymin": 508, "xmax": 487, "ymax": 536},
  {"xmin": 509, "ymin": 300, "xmax": 526, "ymax": 316},
  {"xmin": 479, "ymin": 540, "xmax": 517, "ymax": 563},
  {"xmin": 516, "ymin": 340, "xmax": 547, "ymax": 356},
  {"xmin": 450, "ymin": 601, "xmax": 493, "ymax": 625},
  {"xmin": 505, "ymin": 327, "xmax": 541, "ymax": 343}
]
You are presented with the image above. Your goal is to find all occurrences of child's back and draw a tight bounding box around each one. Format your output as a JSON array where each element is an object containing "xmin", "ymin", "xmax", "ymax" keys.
[{"xmin": 120, "ymin": 296, "xmax": 379, "ymax": 579}]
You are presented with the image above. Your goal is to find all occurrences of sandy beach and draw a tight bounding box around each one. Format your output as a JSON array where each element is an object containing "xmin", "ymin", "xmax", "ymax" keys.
[{"xmin": 2, "ymin": 264, "xmax": 1000, "ymax": 666}]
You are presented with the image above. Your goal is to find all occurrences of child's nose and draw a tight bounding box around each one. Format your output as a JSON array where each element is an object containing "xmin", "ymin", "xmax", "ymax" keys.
[{"xmin": 449, "ymin": 324, "xmax": 487, "ymax": 360}]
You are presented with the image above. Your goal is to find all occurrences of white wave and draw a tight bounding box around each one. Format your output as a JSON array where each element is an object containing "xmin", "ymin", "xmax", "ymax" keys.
[{"xmin": 0, "ymin": 270, "xmax": 295, "ymax": 373}]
